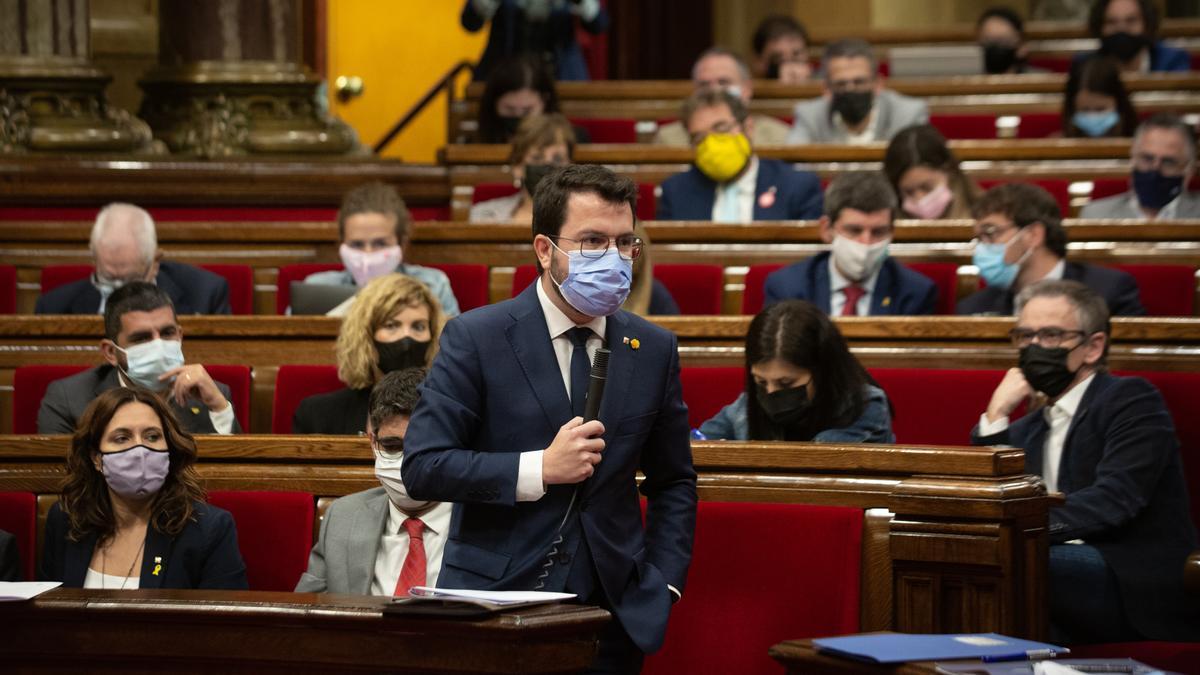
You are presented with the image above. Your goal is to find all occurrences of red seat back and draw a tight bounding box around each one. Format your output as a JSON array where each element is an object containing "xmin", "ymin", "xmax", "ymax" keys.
[
  {"xmin": 654, "ymin": 264, "xmax": 723, "ymax": 315},
  {"xmin": 511, "ymin": 265, "xmax": 540, "ymax": 297},
  {"xmin": 197, "ymin": 264, "xmax": 254, "ymax": 315},
  {"xmin": 1121, "ymin": 370, "xmax": 1200, "ymax": 530},
  {"xmin": 276, "ymin": 263, "xmax": 344, "ymax": 314},
  {"xmin": 272, "ymin": 365, "xmax": 343, "ymax": 434},
  {"xmin": 1026, "ymin": 55, "xmax": 1072, "ymax": 72},
  {"xmin": 426, "ymin": 263, "xmax": 489, "ymax": 312},
  {"xmin": 869, "ymin": 368, "xmax": 1012, "ymax": 445},
  {"xmin": 741, "ymin": 263, "xmax": 786, "ymax": 315},
  {"xmin": 0, "ymin": 265, "xmax": 15, "ymax": 314},
  {"xmin": 472, "ymin": 183, "xmax": 518, "ymax": 204},
  {"xmin": 475, "ymin": 182, "xmax": 657, "ymax": 221},
  {"xmin": 205, "ymin": 365, "xmax": 252, "ymax": 432},
  {"xmin": 907, "ymin": 262, "xmax": 958, "ymax": 315},
  {"xmin": 567, "ymin": 117, "xmax": 638, "ymax": 144},
  {"xmin": 13, "ymin": 365, "xmax": 90, "ymax": 434},
  {"xmin": 978, "ymin": 179, "xmax": 1072, "ymax": 215},
  {"xmin": 40, "ymin": 265, "xmax": 94, "ymax": 293},
  {"xmin": 206, "ymin": 490, "xmax": 314, "ymax": 591},
  {"xmin": 1110, "ymin": 264, "xmax": 1194, "ymax": 316},
  {"xmin": 680, "ymin": 366, "xmax": 743, "ymax": 430},
  {"xmin": 1014, "ymin": 112, "xmax": 1062, "ymax": 139},
  {"xmin": 0, "ymin": 492, "xmax": 37, "ymax": 580},
  {"xmin": 636, "ymin": 182, "xmax": 656, "ymax": 222},
  {"xmin": 930, "ymin": 113, "xmax": 998, "ymax": 140},
  {"xmin": 643, "ymin": 502, "xmax": 862, "ymax": 675},
  {"xmin": 409, "ymin": 206, "xmax": 451, "ymax": 221}
]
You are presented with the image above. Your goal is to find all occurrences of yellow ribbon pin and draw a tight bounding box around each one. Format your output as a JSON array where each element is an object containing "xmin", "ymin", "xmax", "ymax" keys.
[
  {"xmin": 153, "ymin": 556, "xmax": 162, "ymax": 576},
  {"xmin": 882, "ymin": 297, "xmax": 892, "ymax": 307}
]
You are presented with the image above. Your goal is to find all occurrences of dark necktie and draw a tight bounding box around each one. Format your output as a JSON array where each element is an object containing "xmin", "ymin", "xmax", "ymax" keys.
[
  {"xmin": 842, "ymin": 284, "xmax": 866, "ymax": 316},
  {"xmin": 567, "ymin": 326, "xmax": 592, "ymax": 419}
]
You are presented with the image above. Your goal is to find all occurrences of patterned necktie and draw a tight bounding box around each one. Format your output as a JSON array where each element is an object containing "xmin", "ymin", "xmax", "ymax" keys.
[
  {"xmin": 841, "ymin": 285, "xmax": 866, "ymax": 316},
  {"xmin": 715, "ymin": 182, "xmax": 741, "ymax": 223},
  {"xmin": 567, "ymin": 326, "xmax": 592, "ymax": 419},
  {"xmin": 393, "ymin": 517, "xmax": 426, "ymax": 596}
]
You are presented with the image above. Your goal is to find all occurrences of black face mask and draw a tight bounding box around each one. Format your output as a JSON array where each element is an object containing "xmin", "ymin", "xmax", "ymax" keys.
[
  {"xmin": 498, "ymin": 114, "xmax": 524, "ymax": 139},
  {"xmin": 766, "ymin": 60, "xmax": 782, "ymax": 80},
  {"xmin": 982, "ymin": 43, "xmax": 1019, "ymax": 74},
  {"xmin": 1018, "ymin": 344, "xmax": 1081, "ymax": 399},
  {"xmin": 831, "ymin": 91, "xmax": 874, "ymax": 126},
  {"xmin": 375, "ymin": 337, "xmax": 430, "ymax": 374},
  {"xmin": 756, "ymin": 385, "xmax": 812, "ymax": 426},
  {"xmin": 522, "ymin": 163, "xmax": 557, "ymax": 197},
  {"xmin": 1100, "ymin": 32, "xmax": 1149, "ymax": 62}
]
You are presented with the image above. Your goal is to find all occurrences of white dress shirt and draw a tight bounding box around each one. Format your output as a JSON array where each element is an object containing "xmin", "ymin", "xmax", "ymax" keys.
[
  {"xmin": 711, "ymin": 156, "xmax": 759, "ymax": 223},
  {"xmin": 83, "ymin": 568, "xmax": 140, "ymax": 589},
  {"xmin": 118, "ymin": 371, "xmax": 235, "ymax": 435},
  {"xmin": 827, "ymin": 255, "xmax": 882, "ymax": 316},
  {"xmin": 513, "ymin": 280, "xmax": 606, "ymax": 502},
  {"xmin": 370, "ymin": 499, "xmax": 454, "ymax": 596},
  {"xmin": 832, "ymin": 107, "xmax": 879, "ymax": 145}
]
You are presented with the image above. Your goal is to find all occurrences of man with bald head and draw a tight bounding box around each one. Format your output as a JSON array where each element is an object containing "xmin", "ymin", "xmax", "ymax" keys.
[
  {"xmin": 654, "ymin": 47, "xmax": 791, "ymax": 147},
  {"xmin": 35, "ymin": 203, "xmax": 231, "ymax": 315}
]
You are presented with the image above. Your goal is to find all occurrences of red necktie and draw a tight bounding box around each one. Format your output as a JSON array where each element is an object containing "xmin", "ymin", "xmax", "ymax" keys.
[
  {"xmin": 393, "ymin": 517, "xmax": 426, "ymax": 596},
  {"xmin": 841, "ymin": 285, "xmax": 866, "ymax": 316}
]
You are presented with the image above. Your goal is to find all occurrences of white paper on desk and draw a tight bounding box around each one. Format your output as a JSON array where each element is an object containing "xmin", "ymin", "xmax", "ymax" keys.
[
  {"xmin": 1034, "ymin": 663, "xmax": 1083, "ymax": 674},
  {"xmin": 0, "ymin": 581, "xmax": 61, "ymax": 601},
  {"xmin": 408, "ymin": 587, "xmax": 575, "ymax": 605}
]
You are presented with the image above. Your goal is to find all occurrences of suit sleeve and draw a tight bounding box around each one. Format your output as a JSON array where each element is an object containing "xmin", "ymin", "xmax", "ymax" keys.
[
  {"xmin": 37, "ymin": 381, "xmax": 77, "ymax": 435},
  {"xmin": 38, "ymin": 505, "xmax": 66, "ymax": 583},
  {"xmin": 198, "ymin": 508, "xmax": 249, "ymax": 589},
  {"xmin": 402, "ymin": 316, "xmax": 523, "ymax": 505},
  {"xmin": 1109, "ymin": 271, "xmax": 1147, "ymax": 316},
  {"xmin": 294, "ymin": 503, "xmax": 332, "ymax": 592},
  {"xmin": 209, "ymin": 277, "xmax": 231, "ymax": 315},
  {"xmin": 638, "ymin": 334, "xmax": 697, "ymax": 591},
  {"xmin": 1050, "ymin": 379, "xmax": 1179, "ymax": 543},
  {"xmin": 914, "ymin": 276, "xmax": 938, "ymax": 315},
  {"xmin": 789, "ymin": 171, "xmax": 824, "ymax": 220},
  {"xmin": 0, "ymin": 530, "xmax": 20, "ymax": 581},
  {"xmin": 291, "ymin": 396, "xmax": 316, "ymax": 434}
]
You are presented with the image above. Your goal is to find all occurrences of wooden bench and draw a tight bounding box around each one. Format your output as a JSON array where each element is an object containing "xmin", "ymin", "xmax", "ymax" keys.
[{"xmin": 0, "ymin": 435, "xmax": 1051, "ymax": 639}]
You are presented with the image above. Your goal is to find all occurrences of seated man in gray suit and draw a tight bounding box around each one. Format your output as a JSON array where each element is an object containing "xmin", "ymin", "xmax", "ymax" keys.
[
  {"xmin": 787, "ymin": 38, "xmax": 928, "ymax": 145},
  {"xmin": 295, "ymin": 368, "xmax": 450, "ymax": 595},
  {"xmin": 1081, "ymin": 113, "xmax": 1199, "ymax": 220},
  {"xmin": 37, "ymin": 282, "xmax": 240, "ymax": 435}
]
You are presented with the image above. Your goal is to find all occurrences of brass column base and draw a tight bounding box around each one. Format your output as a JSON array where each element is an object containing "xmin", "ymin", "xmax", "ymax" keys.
[
  {"xmin": 0, "ymin": 57, "xmax": 160, "ymax": 155},
  {"xmin": 139, "ymin": 62, "xmax": 362, "ymax": 158}
]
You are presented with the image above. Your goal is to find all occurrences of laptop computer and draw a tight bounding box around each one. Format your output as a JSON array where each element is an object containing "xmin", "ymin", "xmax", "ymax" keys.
[
  {"xmin": 289, "ymin": 282, "xmax": 358, "ymax": 315},
  {"xmin": 888, "ymin": 45, "xmax": 984, "ymax": 78}
]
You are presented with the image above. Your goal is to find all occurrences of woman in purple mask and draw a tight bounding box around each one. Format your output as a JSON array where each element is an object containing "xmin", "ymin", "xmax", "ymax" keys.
[
  {"xmin": 884, "ymin": 124, "xmax": 981, "ymax": 220},
  {"xmin": 39, "ymin": 387, "xmax": 247, "ymax": 589}
]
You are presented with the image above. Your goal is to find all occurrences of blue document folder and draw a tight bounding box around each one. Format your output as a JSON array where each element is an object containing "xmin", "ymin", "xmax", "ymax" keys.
[{"xmin": 813, "ymin": 633, "xmax": 1069, "ymax": 664}]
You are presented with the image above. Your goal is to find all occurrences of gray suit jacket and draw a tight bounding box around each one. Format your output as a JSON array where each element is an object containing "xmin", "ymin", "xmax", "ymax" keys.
[
  {"xmin": 654, "ymin": 113, "xmax": 791, "ymax": 147},
  {"xmin": 787, "ymin": 89, "xmax": 929, "ymax": 144},
  {"xmin": 295, "ymin": 487, "xmax": 390, "ymax": 594},
  {"xmin": 1080, "ymin": 191, "xmax": 1200, "ymax": 219},
  {"xmin": 36, "ymin": 365, "xmax": 238, "ymax": 435}
]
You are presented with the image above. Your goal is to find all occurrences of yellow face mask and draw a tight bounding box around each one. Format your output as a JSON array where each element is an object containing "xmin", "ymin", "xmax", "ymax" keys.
[{"xmin": 695, "ymin": 132, "xmax": 752, "ymax": 183}]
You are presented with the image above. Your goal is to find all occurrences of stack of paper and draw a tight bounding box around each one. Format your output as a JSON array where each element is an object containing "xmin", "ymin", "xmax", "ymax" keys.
[{"xmin": 0, "ymin": 581, "xmax": 61, "ymax": 601}]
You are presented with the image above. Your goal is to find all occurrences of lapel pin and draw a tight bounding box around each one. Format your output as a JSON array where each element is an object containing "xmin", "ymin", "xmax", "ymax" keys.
[
  {"xmin": 758, "ymin": 186, "xmax": 777, "ymax": 209},
  {"xmin": 152, "ymin": 556, "xmax": 162, "ymax": 576},
  {"xmin": 882, "ymin": 296, "xmax": 891, "ymax": 307},
  {"xmin": 623, "ymin": 336, "xmax": 640, "ymax": 350},
  {"xmin": 190, "ymin": 406, "xmax": 200, "ymax": 415}
]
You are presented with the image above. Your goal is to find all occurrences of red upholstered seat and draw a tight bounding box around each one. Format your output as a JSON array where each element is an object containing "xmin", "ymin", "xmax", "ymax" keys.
[
  {"xmin": 680, "ymin": 366, "xmax": 742, "ymax": 430},
  {"xmin": 930, "ymin": 113, "xmax": 998, "ymax": 140},
  {"xmin": 1069, "ymin": 641, "xmax": 1200, "ymax": 675},
  {"xmin": 654, "ymin": 264, "xmax": 724, "ymax": 315},
  {"xmin": 425, "ymin": 263, "xmax": 489, "ymax": 312},
  {"xmin": 978, "ymin": 179, "xmax": 1072, "ymax": 215},
  {"xmin": 869, "ymin": 368, "xmax": 1012, "ymax": 445},
  {"xmin": 511, "ymin": 264, "xmax": 539, "ymax": 297},
  {"xmin": 473, "ymin": 182, "xmax": 657, "ymax": 221},
  {"xmin": 40, "ymin": 265, "xmax": 93, "ymax": 293},
  {"xmin": 1027, "ymin": 55, "xmax": 1072, "ymax": 72},
  {"xmin": 741, "ymin": 263, "xmax": 785, "ymax": 315},
  {"xmin": 273, "ymin": 365, "xmax": 343, "ymax": 434},
  {"xmin": 205, "ymin": 365, "xmax": 252, "ymax": 432},
  {"xmin": 197, "ymin": 264, "xmax": 254, "ymax": 315},
  {"xmin": 568, "ymin": 117, "xmax": 638, "ymax": 144},
  {"xmin": 472, "ymin": 183, "xmax": 518, "ymax": 204},
  {"xmin": 275, "ymin": 263, "xmax": 344, "ymax": 314},
  {"xmin": 13, "ymin": 365, "xmax": 89, "ymax": 434},
  {"xmin": 907, "ymin": 262, "xmax": 958, "ymax": 315},
  {"xmin": 409, "ymin": 206, "xmax": 451, "ymax": 221},
  {"xmin": 1110, "ymin": 264, "xmax": 1194, "ymax": 316},
  {"xmin": 0, "ymin": 491, "xmax": 37, "ymax": 580},
  {"xmin": 643, "ymin": 502, "xmax": 862, "ymax": 675},
  {"xmin": 0, "ymin": 265, "xmax": 15, "ymax": 314},
  {"xmin": 206, "ymin": 490, "xmax": 314, "ymax": 592},
  {"xmin": 1013, "ymin": 112, "xmax": 1062, "ymax": 139}
]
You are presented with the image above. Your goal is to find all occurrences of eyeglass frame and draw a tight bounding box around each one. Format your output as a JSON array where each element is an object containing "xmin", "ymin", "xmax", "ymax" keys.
[
  {"xmin": 548, "ymin": 233, "xmax": 643, "ymax": 261},
  {"xmin": 371, "ymin": 435, "xmax": 404, "ymax": 460},
  {"xmin": 1007, "ymin": 327, "xmax": 1091, "ymax": 349}
]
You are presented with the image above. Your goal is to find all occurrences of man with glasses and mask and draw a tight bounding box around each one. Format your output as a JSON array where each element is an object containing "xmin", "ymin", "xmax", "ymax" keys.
[
  {"xmin": 1082, "ymin": 113, "xmax": 1199, "ymax": 220},
  {"xmin": 764, "ymin": 171, "xmax": 936, "ymax": 315},
  {"xmin": 960, "ymin": 182, "xmax": 1144, "ymax": 316},
  {"xmin": 786, "ymin": 38, "xmax": 928, "ymax": 145},
  {"xmin": 37, "ymin": 282, "xmax": 240, "ymax": 435},
  {"xmin": 403, "ymin": 165, "xmax": 696, "ymax": 672},
  {"xmin": 973, "ymin": 280, "xmax": 1198, "ymax": 643},
  {"xmin": 295, "ymin": 368, "xmax": 451, "ymax": 595},
  {"xmin": 35, "ymin": 203, "xmax": 230, "ymax": 315},
  {"xmin": 657, "ymin": 89, "xmax": 822, "ymax": 221}
]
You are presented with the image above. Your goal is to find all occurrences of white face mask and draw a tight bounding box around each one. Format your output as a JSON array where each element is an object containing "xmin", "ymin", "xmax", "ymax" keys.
[
  {"xmin": 831, "ymin": 235, "xmax": 890, "ymax": 281},
  {"xmin": 117, "ymin": 339, "xmax": 185, "ymax": 391},
  {"xmin": 373, "ymin": 445, "xmax": 431, "ymax": 512}
]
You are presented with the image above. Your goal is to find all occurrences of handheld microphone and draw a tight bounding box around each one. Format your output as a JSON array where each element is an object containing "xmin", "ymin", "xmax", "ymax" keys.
[{"xmin": 583, "ymin": 348, "xmax": 610, "ymax": 423}]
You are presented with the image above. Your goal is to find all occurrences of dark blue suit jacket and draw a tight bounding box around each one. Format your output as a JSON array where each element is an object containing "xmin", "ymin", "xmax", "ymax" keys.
[
  {"xmin": 39, "ymin": 501, "xmax": 248, "ymax": 590},
  {"xmin": 656, "ymin": 158, "xmax": 823, "ymax": 221},
  {"xmin": 403, "ymin": 283, "xmax": 697, "ymax": 653},
  {"xmin": 1073, "ymin": 41, "xmax": 1191, "ymax": 72},
  {"xmin": 973, "ymin": 373, "xmax": 1199, "ymax": 640},
  {"xmin": 34, "ymin": 261, "xmax": 231, "ymax": 315},
  {"xmin": 762, "ymin": 252, "xmax": 938, "ymax": 315},
  {"xmin": 956, "ymin": 262, "xmax": 1146, "ymax": 316}
]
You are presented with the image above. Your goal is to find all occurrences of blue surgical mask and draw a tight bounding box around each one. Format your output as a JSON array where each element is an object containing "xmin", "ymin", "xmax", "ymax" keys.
[
  {"xmin": 118, "ymin": 339, "xmax": 185, "ymax": 391},
  {"xmin": 1132, "ymin": 169, "xmax": 1185, "ymax": 211},
  {"xmin": 1072, "ymin": 110, "xmax": 1119, "ymax": 137},
  {"xmin": 549, "ymin": 243, "xmax": 632, "ymax": 317},
  {"xmin": 973, "ymin": 242, "xmax": 1018, "ymax": 290}
]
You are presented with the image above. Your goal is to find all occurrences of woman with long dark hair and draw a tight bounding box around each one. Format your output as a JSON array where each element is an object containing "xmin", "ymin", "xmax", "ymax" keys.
[
  {"xmin": 1062, "ymin": 56, "xmax": 1139, "ymax": 138},
  {"xmin": 884, "ymin": 124, "xmax": 981, "ymax": 220},
  {"xmin": 700, "ymin": 300, "xmax": 894, "ymax": 442}
]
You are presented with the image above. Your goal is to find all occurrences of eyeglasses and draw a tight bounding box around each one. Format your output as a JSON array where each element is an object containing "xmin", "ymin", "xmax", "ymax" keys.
[
  {"xmin": 973, "ymin": 223, "xmax": 1019, "ymax": 245},
  {"xmin": 828, "ymin": 76, "xmax": 874, "ymax": 93},
  {"xmin": 1132, "ymin": 152, "xmax": 1188, "ymax": 176},
  {"xmin": 1008, "ymin": 327, "xmax": 1088, "ymax": 348},
  {"xmin": 372, "ymin": 436, "xmax": 404, "ymax": 460},
  {"xmin": 551, "ymin": 234, "xmax": 643, "ymax": 260}
]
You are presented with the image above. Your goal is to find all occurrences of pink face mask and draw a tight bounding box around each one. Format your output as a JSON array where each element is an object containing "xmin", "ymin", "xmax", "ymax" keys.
[
  {"xmin": 339, "ymin": 244, "xmax": 402, "ymax": 287},
  {"xmin": 902, "ymin": 183, "xmax": 954, "ymax": 220}
]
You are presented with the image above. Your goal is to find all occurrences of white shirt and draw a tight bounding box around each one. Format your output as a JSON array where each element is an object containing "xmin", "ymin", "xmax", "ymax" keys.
[
  {"xmin": 827, "ymin": 255, "xmax": 882, "ymax": 316},
  {"xmin": 118, "ymin": 371, "xmax": 235, "ymax": 435},
  {"xmin": 833, "ymin": 106, "xmax": 879, "ymax": 145},
  {"xmin": 370, "ymin": 500, "xmax": 454, "ymax": 596},
  {"xmin": 977, "ymin": 373, "xmax": 1096, "ymax": 493},
  {"xmin": 83, "ymin": 568, "xmax": 140, "ymax": 589},
  {"xmin": 710, "ymin": 157, "xmax": 759, "ymax": 223},
  {"xmin": 514, "ymin": 281, "xmax": 606, "ymax": 502}
]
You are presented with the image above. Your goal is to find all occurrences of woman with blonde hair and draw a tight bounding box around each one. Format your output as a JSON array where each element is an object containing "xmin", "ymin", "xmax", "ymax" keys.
[
  {"xmin": 470, "ymin": 113, "xmax": 576, "ymax": 224},
  {"xmin": 293, "ymin": 273, "xmax": 444, "ymax": 434},
  {"xmin": 622, "ymin": 222, "xmax": 680, "ymax": 316}
]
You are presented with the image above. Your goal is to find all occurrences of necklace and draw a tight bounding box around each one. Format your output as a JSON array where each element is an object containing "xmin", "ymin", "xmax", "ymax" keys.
[{"xmin": 100, "ymin": 537, "xmax": 146, "ymax": 590}]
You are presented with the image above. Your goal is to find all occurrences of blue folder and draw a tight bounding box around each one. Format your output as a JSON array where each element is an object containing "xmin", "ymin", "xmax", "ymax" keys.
[{"xmin": 813, "ymin": 633, "xmax": 1068, "ymax": 664}]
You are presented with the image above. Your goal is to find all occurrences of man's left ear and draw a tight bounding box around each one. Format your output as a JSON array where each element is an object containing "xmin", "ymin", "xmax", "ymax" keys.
[
  {"xmin": 99, "ymin": 339, "xmax": 121, "ymax": 368},
  {"xmin": 1026, "ymin": 222, "xmax": 1047, "ymax": 250},
  {"xmin": 817, "ymin": 215, "xmax": 834, "ymax": 244}
]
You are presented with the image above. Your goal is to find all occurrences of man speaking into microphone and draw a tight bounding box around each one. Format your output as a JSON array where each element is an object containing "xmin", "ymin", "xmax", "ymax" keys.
[{"xmin": 403, "ymin": 164, "xmax": 697, "ymax": 672}]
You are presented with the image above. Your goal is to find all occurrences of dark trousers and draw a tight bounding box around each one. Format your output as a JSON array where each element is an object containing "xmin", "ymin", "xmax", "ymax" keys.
[
  {"xmin": 568, "ymin": 534, "xmax": 644, "ymax": 674},
  {"xmin": 1048, "ymin": 543, "xmax": 1140, "ymax": 644}
]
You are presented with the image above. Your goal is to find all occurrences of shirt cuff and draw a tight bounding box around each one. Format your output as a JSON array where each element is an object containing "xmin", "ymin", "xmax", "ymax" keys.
[
  {"xmin": 571, "ymin": 0, "xmax": 602, "ymax": 21},
  {"xmin": 667, "ymin": 584, "xmax": 681, "ymax": 602},
  {"xmin": 209, "ymin": 402, "xmax": 236, "ymax": 435},
  {"xmin": 978, "ymin": 412, "xmax": 1009, "ymax": 437},
  {"xmin": 516, "ymin": 450, "xmax": 547, "ymax": 502}
]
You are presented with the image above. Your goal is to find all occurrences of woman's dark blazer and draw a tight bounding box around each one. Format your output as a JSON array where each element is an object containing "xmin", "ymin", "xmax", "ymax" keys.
[{"xmin": 291, "ymin": 387, "xmax": 371, "ymax": 435}]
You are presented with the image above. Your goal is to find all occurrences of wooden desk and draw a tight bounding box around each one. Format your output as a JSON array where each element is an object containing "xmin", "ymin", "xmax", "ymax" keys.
[
  {"xmin": 0, "ymin": 588, "xmax": 609, "ymax": 674},
  {"xmin": 770, "ymin": 639, "xmax": 940, "ymax": 675}
]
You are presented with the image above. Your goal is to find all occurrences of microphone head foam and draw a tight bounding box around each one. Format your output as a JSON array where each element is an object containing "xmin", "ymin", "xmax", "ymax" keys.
[{"xmin": 590, "ymin": 347, "xmax": 611, "ymax": 375}]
